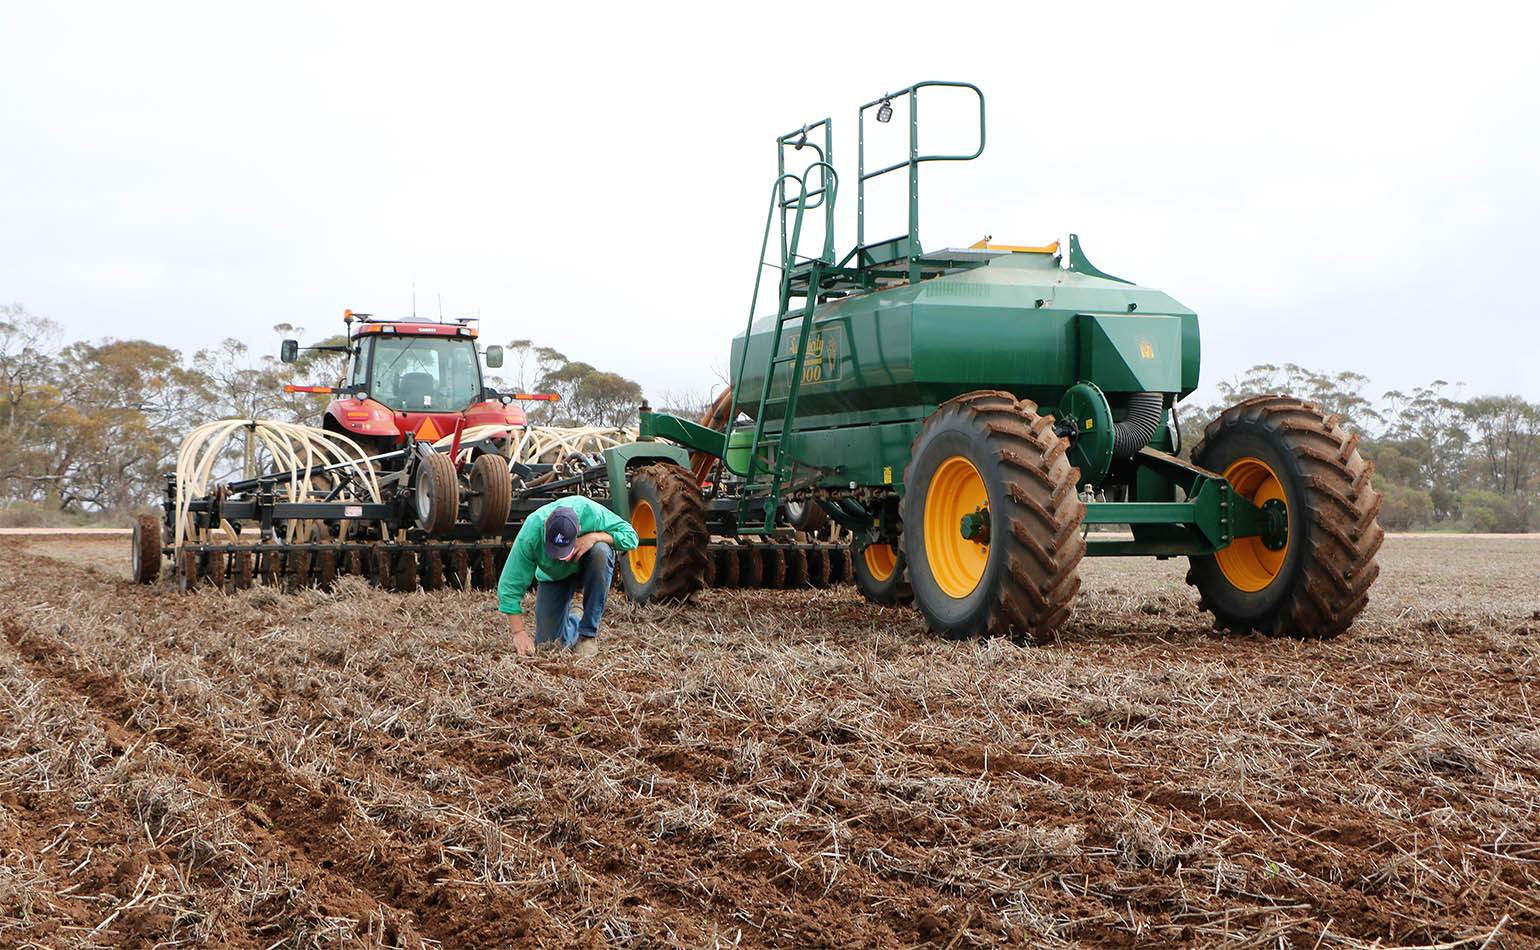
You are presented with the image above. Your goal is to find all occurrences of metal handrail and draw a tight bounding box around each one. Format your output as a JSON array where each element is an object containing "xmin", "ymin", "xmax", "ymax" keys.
[{"xmin": 856, "ymin": 80, "xmax": 986, "ymax": 275}]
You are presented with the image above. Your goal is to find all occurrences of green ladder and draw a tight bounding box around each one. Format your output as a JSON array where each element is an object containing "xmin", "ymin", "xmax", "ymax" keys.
[{"xmin": 726, "ymin": 119, "xmax": 838, "ymax": 534}]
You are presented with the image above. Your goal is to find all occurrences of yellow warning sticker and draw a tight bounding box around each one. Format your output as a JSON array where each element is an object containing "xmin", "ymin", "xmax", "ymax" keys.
[
  {"xmin": 1140, "ymin": 341, "xmax": 1155, "ymax": 359},
  {"xmin": 1085, "ymin": 418, "xmax": 1094, "ymax": 430},
  {"xmin": 882, "ymin": 466, "xmax": 892, "ymax": 484}
]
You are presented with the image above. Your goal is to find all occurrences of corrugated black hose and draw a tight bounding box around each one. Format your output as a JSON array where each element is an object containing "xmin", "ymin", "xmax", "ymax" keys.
[{"xmin": 1113, "ymin": 392, "xmax": 1164, "ymax": 457}]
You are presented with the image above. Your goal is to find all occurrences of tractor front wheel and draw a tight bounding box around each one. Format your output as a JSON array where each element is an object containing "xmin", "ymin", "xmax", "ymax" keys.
[
  {"xmin": 900, "ymin": 391, "xmax": 1085, "ymax": 641},
  {"xmin": 618, "ymin": 463, "xmax": 708, "ymax": 605},
  {"xmin": 1186, "ymin": 395, "xmax": 1384, "ymax": 638}
]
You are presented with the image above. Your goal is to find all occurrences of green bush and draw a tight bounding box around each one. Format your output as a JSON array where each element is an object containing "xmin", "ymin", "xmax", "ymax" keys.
[
  {"xmin": 1460, "ymin": 489, "xmax": 1536, "ymax": 533},
  {"xmin": 1376, "ymin": 479, "xmax": 1434, "ymax": 531}
]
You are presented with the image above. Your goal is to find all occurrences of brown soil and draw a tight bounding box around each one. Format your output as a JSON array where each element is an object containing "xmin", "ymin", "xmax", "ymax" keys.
[{"xmin": 0, "ymin": 533, "xmax": 1536, "ymax": 948}]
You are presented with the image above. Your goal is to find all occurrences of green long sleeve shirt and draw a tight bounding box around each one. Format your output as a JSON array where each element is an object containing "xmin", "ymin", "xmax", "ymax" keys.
[{"xmin": 496, "ymin": 495, "xmax": 639, "ymax": 614}]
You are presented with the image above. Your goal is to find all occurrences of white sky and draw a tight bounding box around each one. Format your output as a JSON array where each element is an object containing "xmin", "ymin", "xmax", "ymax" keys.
[{"xmin": 3, "ymin": 1, "xmax": 1537, "ymax": 409}]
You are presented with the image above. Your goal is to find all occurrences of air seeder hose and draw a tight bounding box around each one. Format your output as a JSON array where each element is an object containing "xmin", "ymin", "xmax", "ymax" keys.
[
  {"xmin": 172, "ymin": 420, "xmax": 383, "ymax": 551},
  {"xmin": 1112, "ymin": 392, "xmax": 1164, "ymax": 458}
]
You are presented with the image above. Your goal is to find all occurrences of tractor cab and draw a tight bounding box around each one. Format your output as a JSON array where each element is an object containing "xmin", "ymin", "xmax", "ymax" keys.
[{"xmin": 282, "ymin": 311, "xmax": 526, "ymax": 452}]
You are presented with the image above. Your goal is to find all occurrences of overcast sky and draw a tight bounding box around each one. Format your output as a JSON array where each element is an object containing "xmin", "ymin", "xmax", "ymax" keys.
[{"xmin": 3, "ymin": 2, "xmax": 1537, "ymax": 411}]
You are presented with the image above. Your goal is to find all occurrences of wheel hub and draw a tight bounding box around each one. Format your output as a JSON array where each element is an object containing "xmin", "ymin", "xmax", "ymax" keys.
[{"xmin": 959, "ymin": 508, "xmax": 990, "ymax": 544}]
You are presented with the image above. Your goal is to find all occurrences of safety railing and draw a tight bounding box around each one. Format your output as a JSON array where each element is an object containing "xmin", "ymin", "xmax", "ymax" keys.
[{"xmin": 856, "ymin": 81, "xmax": 986, "ymax": 281}]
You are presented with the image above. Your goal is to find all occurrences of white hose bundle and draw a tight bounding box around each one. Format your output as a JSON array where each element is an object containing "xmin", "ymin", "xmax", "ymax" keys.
[
  {"xmin": 172, "ymin": 419, "xmax": 383, "ymax": 551},
  {"xmin": 431, "ymin": 424, "xmax": 636, "ymax": 465}
]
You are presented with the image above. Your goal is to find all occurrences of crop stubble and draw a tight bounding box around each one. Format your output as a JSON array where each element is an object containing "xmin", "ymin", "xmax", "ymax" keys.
[{"xmin": 0, "ymin": 534, "xmax": 1537, "ymax": 948}]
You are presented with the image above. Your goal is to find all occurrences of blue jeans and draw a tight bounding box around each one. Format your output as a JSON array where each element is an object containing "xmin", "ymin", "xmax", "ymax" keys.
[{"xmin": 533, "ymin": 542, "xmax": 614, "ymax": 648}]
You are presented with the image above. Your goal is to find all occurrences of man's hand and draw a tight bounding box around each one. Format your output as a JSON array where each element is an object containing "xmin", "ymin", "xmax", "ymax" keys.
[
  {"xmin": 568, "ymin": 531, "xmax": 614, "ymax": 562},
  {"xmin": 509, "ymin": 613, "xmax": 535, "ymax": 657}
]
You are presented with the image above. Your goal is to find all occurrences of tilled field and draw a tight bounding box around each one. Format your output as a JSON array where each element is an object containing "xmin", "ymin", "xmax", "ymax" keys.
[{"xmin": 1, "ymin": 534, "xmax": 1538, "ymax": 948}]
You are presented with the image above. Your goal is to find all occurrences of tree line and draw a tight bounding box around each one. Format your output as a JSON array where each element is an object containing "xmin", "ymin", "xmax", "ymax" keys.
[
  {"xmin": 0, "ymin": 305, "xmax": 655, "ymax": 517},
  {"xmin": 1178, "ymin": 363, "xmax": 1539, "ymax": 533},
  {"xmin": 3, "ymin": 305, "xmax": 1534, "ymax": 529}
]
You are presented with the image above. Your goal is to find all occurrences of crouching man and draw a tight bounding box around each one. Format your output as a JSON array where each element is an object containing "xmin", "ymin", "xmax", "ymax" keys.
[{"xmin": 498, "ymin": 496, "xmax": 639, "ymax": 658}]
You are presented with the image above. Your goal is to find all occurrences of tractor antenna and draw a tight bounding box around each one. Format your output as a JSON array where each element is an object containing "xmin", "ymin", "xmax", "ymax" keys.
[
  {"xmin": 412, "ymin": 283, "xmax": 417, "ymax": 318},
  {"xmin": 438, "ymin": 293, "xmax": 443, "ymax": 321}
]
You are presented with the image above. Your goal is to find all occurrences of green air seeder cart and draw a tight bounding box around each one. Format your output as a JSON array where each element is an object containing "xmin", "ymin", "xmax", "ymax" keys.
[{"xmin": 609, "ymin": 81, "xmax": 1385, "ymax": 642}]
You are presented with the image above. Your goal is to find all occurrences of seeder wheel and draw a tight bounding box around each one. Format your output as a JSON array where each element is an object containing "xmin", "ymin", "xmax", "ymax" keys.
[
  {"xmin": 758, "ymin": 546, "xmax": 786, "ymax": 589},
  {"xmin": 784, "ymin": 548, "xmax": 809, "ymax": 588},
  {"xmin": 1186, "ymin": 395, "xmax": 1384, "ymax": 638},
  {"xmin": 414, "ymin": 452, "xmax": 460, "ymax": 537},
  {"xmin": 617, "ymin": 463, "xmax": 708, "ymax": 605},
  {"xmin": 736, "ymin": 545, "xmax": 762, "ymax": 588},
  {"xmin": 234, "ymin": 550, "xmax": 254, "ymax": 590},
  {"xmin": 131, "ymin": 515, "xmax": 162, "ymax": 584},
  {"xmin": 468, "ymin": 454, "xmax": 512, "ymax": 535},
  {"xmin": 714, "ymin": 547, "xmax": 740, "ymax": 588},
  {"xmin": 806, "ymin": 546, "xmax": 831, "ymax": 589},
  {"xmin": 177, "ymin": 549, "xmax": 200, "ymax": 593},
  {"xmin": 900, "ymin": 391, "xmax": 1084, "ymax": 641},
  {"xmin": 851, "ymin": 541, "xmax": 911, "ymax": 606},
  {"xmin": 421, "ymin": 551, "xmax": 446, "ymax": 591}
]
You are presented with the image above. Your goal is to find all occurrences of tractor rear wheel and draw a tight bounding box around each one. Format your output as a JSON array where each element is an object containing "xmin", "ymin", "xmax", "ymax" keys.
[
  {"xmin": 618, "ymin": 463, "xmax": 708, "ymax": 604},
  {"xmin": 901, "ymin": 391, "xmax": 1085, "ymax": 641},
  {"xmin": 468, "ymin": 454, "xmax": 512, "ymax": 535},
  {"xmin": 1186, "ymin": 395, "xmax": 1384, "ymax": 638},
  {"xmin": 131, "ymin": 516, "xmax": 162, "ymax": 583},
  {"xmin": 414, "ymin": 452, "xmax": 460, "ymax": 536},
  {"xmin": 851, "ymin": 541, "xmax": 913, "ymax": 606}
]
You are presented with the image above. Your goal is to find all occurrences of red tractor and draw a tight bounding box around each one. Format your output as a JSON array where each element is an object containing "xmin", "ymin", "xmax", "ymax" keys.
[{"xmin": 281, "ymin": 309, "xmax": 527, "ymax": 454}]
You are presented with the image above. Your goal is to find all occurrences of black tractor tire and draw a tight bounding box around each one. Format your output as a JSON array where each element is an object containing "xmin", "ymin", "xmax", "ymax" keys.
[
  {"xmin": 703, "ymin": 549, "xmax": 718, "ymax": 587},
  {"xmin": 468, "ymin": 454, "xmax": 512, "ymax": 535},
  {"xmin": 851, "ymin": 540, "xmax": 913, "ymax": 606},
  {"xmin": 618, "ymin": 463, "xmax": 709, "ymax": 605},
  {"xmin": 414, "ymin": 452, "xmax": 460, "ymax": 537},
  {"xmin": 1186, "ymin": 395, "xmax": 1384, "ymax": 638},
  {"xmin": 131, "ymin": 515, "xmax": 162, "ymax": 583},
  {"xmin": 901, "ymin": 391, "xmax": 1085, "ymax": 641}
]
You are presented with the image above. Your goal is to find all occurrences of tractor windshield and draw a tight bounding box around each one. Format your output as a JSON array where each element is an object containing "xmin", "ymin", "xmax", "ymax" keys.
[{"xmin": 366, "ymin": 336, "xmax": 482, "ymax": 411}]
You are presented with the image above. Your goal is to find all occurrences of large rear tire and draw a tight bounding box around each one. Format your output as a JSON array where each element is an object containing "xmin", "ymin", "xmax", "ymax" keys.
[
  {"xmin": 900, "ymin": 391, "xmax": 1085, "ymax": 641},
  {"xmin": 618, "ymin": 463, "xmax": 708, "ymax": 604},
  {"xmin": 851, "ymin": 540, "xmax": 913, "ymax": 606},
  {"xmin": 1186, "ymin": 395, "xmax": 1384, "ymax": 638}
]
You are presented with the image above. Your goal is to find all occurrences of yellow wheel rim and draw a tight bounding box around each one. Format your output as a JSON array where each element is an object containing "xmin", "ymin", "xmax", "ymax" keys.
[
  {"xmin": 629, "ymin": 499, "xmax": 657, "ymax": 583},
  {"xmin": 923, "ymin": 455, "xmax": 990, "ymax": 598},
  {"xmin": 864, "ymin": 543, "xmax": 898, "ymax": 582},
  {"xmin": 1214, "ymin": 457, "xmax": 1289, "ymax": 592}
]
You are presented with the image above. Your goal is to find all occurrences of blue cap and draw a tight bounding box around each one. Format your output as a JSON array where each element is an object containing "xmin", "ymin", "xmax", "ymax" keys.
[{"xmin": 544, "ymin": 506, "xmax": 580, "ymax": 561}]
